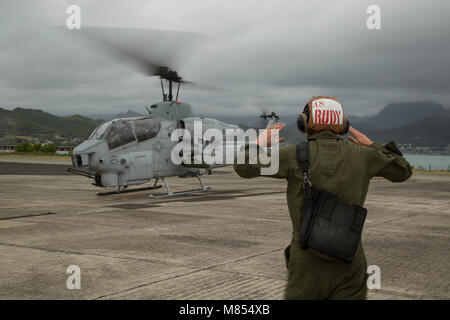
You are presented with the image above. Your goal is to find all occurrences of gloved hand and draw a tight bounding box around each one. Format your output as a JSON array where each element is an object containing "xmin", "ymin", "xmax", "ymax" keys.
[
  {"xmin": 347, "ymin": 126, "xmax": 373, "ymax": 147},
  {"xmin": 255, "ymin": 122, "xmax": 286, "ymax": 147}
]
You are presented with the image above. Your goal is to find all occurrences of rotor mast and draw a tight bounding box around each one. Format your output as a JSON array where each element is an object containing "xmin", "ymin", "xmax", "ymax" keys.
[{"xmin": 157, "ymin": 67, "xmax": 183, "ymax": 102}]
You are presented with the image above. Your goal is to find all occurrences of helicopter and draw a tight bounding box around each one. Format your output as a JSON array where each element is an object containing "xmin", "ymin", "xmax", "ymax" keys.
[
  {"xmin": 66, "ymin": 27, "xmax": 279, "ymax": 197},
  {"xmin": 67, "ymin": 74, "xmax": 281, "ymax": 197},
  {"xmin": 68, "ymin": 69, "xmax": 280, "ymax": 197}
]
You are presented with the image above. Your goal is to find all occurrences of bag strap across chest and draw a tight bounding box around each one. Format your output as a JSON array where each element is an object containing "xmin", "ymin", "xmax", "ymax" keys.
[{"xmin": 295, "ymin": 141, "xmax": 312, "ymax": 189}]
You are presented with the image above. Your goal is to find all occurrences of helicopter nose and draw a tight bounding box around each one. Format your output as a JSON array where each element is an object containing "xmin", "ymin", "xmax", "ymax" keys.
[
  {"xmin": 72, "ymin": 140, "xmax": 106, "ymax": 168},
  {"xmin": 72, "ymin": 153, "xmax": 90, "ymax": 168}
]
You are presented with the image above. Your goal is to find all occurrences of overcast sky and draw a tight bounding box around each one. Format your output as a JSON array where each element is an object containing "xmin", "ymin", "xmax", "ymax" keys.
[{"xmin": 0, "ymin": 0, "xmax": 449, "ymax": 120}]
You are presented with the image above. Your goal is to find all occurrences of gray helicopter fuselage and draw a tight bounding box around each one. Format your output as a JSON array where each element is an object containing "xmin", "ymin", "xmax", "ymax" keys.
[{"xmin": 71, "ymin": 101, "xmax": 244, "ymax": 188}]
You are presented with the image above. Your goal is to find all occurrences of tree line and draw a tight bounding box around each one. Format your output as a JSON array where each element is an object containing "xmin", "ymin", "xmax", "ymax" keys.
[{"xmin": 15, "ymin": 142, "xmax": 57, "ymax": 154}]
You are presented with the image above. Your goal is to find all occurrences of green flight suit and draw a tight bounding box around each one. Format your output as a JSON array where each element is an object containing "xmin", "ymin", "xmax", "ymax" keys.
[{"xmin": 233, "ymin": 130, "xmax": 412, "ymax": 300}]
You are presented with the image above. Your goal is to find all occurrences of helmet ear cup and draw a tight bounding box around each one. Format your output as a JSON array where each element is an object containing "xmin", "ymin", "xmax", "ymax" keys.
[
  {"xmin": 340, "ymin": 116, "xmax": 350, "ymax": 135},
  {"xmin": 296, "ymin": 113, "xmax": 308, "ymax": 133}
]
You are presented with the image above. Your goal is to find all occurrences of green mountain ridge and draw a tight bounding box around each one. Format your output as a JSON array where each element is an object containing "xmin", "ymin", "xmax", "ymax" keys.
[
  {"xmin": 0, "ymin": 107, "xmax": 104, "ymax": 139},
  {"xmin": 1, "ymin": 104, "xmax": 449, "ymax": 148}
]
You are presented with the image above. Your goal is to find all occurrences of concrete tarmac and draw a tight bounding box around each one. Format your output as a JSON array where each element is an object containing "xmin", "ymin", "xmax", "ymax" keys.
[{"xmin": 0, "ymin": 159, "xmax": 449, "ymax": 299}]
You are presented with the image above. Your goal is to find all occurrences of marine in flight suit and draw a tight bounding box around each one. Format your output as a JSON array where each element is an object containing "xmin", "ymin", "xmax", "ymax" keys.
[{"xmin": 233, "ymin": 122, "xmax": 412, "ymax": 299}]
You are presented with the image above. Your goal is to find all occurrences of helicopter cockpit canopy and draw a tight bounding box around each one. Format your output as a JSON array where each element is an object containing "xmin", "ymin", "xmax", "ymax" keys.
[
  {"xmin": 89, "ymin": 121, "xmax": 111, "ymax": 140},
  {"xmin": 128, "ymin": 118, "xmax": 161, "ymax": 142},
  {"xmin": 88, "ymin": 118, "xmax": 161, "ymax": 150},
  {"xmin": 104, "ymin": 121, "xmax": 135, "ymax": 150}
]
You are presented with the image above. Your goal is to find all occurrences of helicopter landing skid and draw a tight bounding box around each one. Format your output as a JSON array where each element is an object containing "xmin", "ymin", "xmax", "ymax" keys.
[
  {"xmin": 97, "ymin": 183, "xmax": 162, "ymax": 196},
  {"xmin": 149, "ymin": 175, "xmax": 210, "ymax": 198}
]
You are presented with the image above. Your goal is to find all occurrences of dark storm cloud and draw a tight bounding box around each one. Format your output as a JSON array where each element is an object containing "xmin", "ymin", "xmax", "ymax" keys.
[{"xmin": 0, "ymin": 0, "xmax": 449, "ymax": 119}]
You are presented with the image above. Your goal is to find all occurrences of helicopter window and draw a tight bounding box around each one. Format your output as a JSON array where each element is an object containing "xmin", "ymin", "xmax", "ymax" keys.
[
  {"xmin": 129, "ymin": 118, "xmax": 161, "ymax": 142},
  {"xmin": 89, "ymin": 121, "xmax": 112, "ymax": 140},
  {"xmin": 105, "ymin": 121, "xmax": 136, "ymax": 149}
]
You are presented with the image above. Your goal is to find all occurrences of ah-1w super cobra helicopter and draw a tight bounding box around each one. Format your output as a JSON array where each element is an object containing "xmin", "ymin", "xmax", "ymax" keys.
[
  {"xmin": 69, "ymin": 67, "xmax": 279, "ymax": 197},
  {"xmin": 66, "ymin": 27, "xmax": 279, "ymax": 196}
]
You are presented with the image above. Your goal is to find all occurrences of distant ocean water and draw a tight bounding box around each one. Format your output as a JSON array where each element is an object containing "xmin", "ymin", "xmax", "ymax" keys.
[{"xmin": 404, "ymin": 154, "xmax": 450, "ymax": 171}]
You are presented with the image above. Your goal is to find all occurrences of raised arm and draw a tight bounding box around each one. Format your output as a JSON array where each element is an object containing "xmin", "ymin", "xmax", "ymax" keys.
[
  {"xmin": 233, "ymin": 122, "xmax": 291, "ymax": 179},
  {"xmin": 347, "ymin": 126, "xmax": 412, "ymax": 182}
]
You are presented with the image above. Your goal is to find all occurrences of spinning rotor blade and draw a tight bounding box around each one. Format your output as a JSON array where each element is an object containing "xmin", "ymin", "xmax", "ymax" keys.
[{"xmin": 59, "ymin": 26, "xmax": 208, "ymax": 81}]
